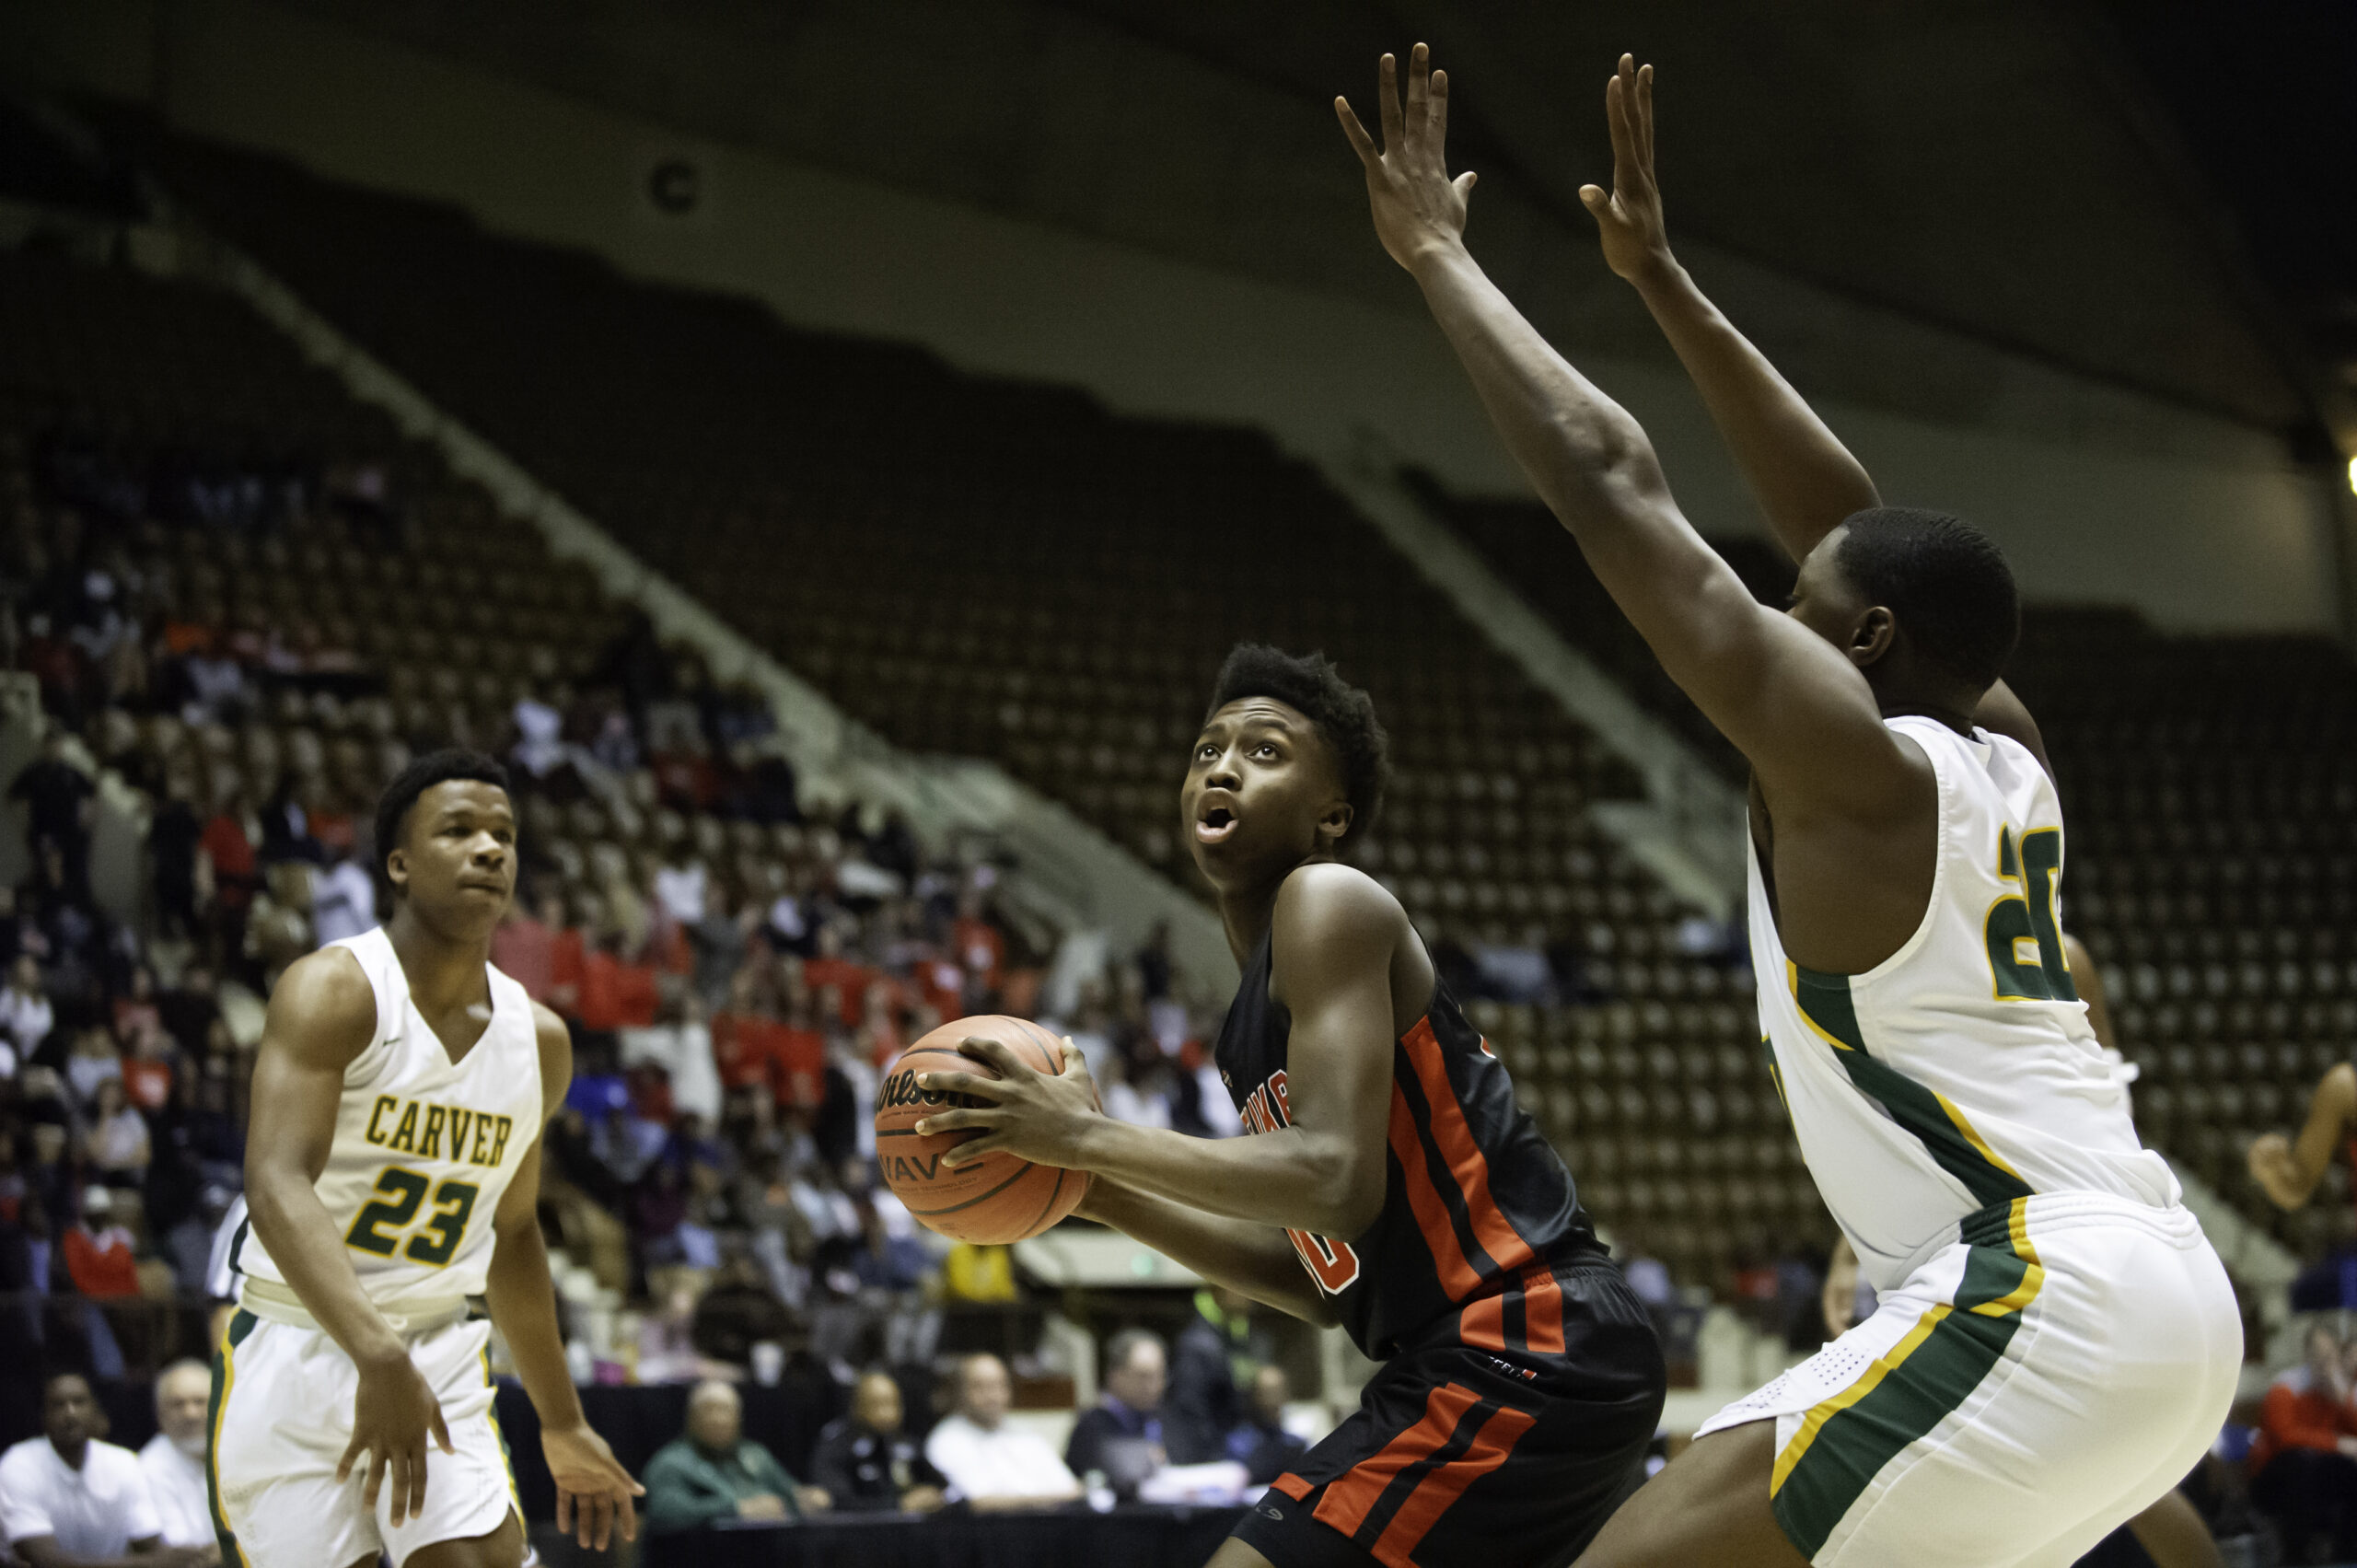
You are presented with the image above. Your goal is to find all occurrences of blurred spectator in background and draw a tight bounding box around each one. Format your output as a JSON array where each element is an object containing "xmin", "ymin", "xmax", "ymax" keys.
[
  {"xmin": 690, "ymin": 1252, "xmax": 799, "ymax": 1371},
  {"xmin": 10, "ymin": 726, "xmax": 95, "ymax": 895},
  {"xmin": 1066, "ymin": 1328, "xmax": 1167, "ymax": 1493},
  {"xmin": 0, "ymin": 1373, "xmax": 169, "ymax": 1564},
  {"xmin": 491, "ymin": 889, "xmax": 564, "ymax": 1004},
  {"xmin": 1166, "ymin": 1288, "xmax": 1269, "ymax": 1465},
  {"xmin": 621, "ymin": 988, "xmax": 722, "ymax": 1126},
  {"xmin": 0, "ymin": 952, "xmax": 52, "ymax": 1063},
  {"xmin": 643, "ymin": 1380, "xmax": 827, "ymax": 1534},
  {"xmin": 87, "ymin": 1075, "xmax": 150, "ymax": 1186},
  {"xmin": 148, "ymin": 777, "xmax": 203, "ymax": 939},
  {"xmin": 808, "ymin": 1369, "xmax": 946, "ymax": 1515},
  {"xmin": 139, "ymin": 1359, "xmax": 219, "ymax": 1560},
  {"xmin": 2249, "ymin": 1321, "xmax": 2357, "ymax": 1563},
  {"xmin": 63, "ymin": 1184, "xmax": 138, "ymax": 1296},
  {"xmin": 923, "ymin": 1353, "xmax": 1081, "ymax": 1512},
  {"xmin": 307, "ymin": 840, "xmax": 376, "ymax": 947},
  {"xmin": 1226, "ymin": 1366, "xmax": 1308, "ymax": 1486}
]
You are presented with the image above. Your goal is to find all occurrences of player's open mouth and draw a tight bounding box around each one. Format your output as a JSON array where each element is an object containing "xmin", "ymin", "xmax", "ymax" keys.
[{"xmin": 1195, "ymin": 806, "xmax": 1238, "ymax": 844}]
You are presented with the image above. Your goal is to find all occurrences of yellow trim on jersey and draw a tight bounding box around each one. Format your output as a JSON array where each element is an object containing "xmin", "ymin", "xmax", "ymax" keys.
[
  {"xmin": 1786, "ymin": 963, "xmax": 1855, "ymax": 1051},
  {"xmin": 1771, "ymin": 1302, "xmax": 1953, "ymax": 1495},
  {"xmin": 1932, "ymin": 1091, "xmax": 2029, "ymax": 1188}
]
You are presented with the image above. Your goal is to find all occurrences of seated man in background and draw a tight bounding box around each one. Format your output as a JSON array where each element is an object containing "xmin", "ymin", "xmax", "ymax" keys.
[
  {"xmin": 2247, "ymin": 1323, "xmax": 2357, "ymax": 1565},
  {"xmin": 643, "ymin": 1380, "xmax": 830, "ymax": 1535},
  {"xmin": 136, "ymin": 1360, "xmax": 219, "ymax": 1562},
  {"xmin": 1225, "ymin": 1365, "xmax": 1309, "ymax": 1487},
  {"xmin": 923, "ymin": 1353, "xmax": 1082, "ymax": 1512},
  {"xmin": 0, "ymin": 1371, "xmax": 185, "ymax": 1566},
  {"xmin": 1065, "ymin": 1329, "xmax": 1167, "ymax": 1490},
  {"xmin": 808, "ymin": 1370, "xmax": 946, "ymax": 1514}
]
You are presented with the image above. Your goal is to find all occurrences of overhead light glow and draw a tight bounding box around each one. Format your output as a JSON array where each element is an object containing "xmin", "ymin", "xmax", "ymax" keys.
[{"xmin": 2349, "ymin": 456, "xmax": 2357, "ymax": 495}]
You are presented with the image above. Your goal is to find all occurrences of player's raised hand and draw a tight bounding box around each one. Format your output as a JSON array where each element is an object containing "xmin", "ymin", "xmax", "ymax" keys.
[
  {"xmin": 1579, "ymin": 54, "xmax": 1673, "ymax": 285},
  {"xmin": 2247, "ymin": 1131, "xmax": 2303, "ymax": 1209},
  {"xmin": 545, "ymin": 1421, "xmax": 644, "ymax": 1551},
  {"xmin": 340, "ymin": 1352, "xmax": 452, "ymax": 1528},
  {"xmin": 1336, "ymin": 43, "xmax": 1478, "ymax": 273}
]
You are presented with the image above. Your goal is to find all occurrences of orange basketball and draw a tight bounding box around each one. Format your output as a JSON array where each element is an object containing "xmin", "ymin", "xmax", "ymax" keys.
[{"xmin": 875, "ymin": 1015, "xmax": 1093, "ymax": 1244}]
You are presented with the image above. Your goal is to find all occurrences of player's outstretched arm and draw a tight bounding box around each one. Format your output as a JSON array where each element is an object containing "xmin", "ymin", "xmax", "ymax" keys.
[
  {"xmin": 1585, "ymin": 52, "xmax": 2052, "ymax": 775},
  {"xmin": 2249, "ymin": 1063, "xmax": 2357, "ymax": 1211},
  {"xmin": 1338, "ymin": 46, "xmax": 1912, "ymax": 814},
  {"xmin": 1581, "ymin": 53, "xmax": 1876, "ymax": 564},
  {"xmin": 482, "ymin": 1004, "xmax": 643, "ymax": 1551},
  {"xmin": 1073, "ymin": 1179, "xmax": 1341, "ymax": 1326},
  {"xmin": 915, "ymin": 866, "xmax": 1398, "ymax": 1242},
  {"xmin": 244, "ymin": 947, "xmax": 453, "ymax": 1529}
]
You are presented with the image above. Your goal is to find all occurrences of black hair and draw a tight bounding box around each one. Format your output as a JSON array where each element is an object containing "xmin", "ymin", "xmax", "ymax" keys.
[
  {"xmin": 1206, "ymin": 645, "xmax": 1389, "ymax": 847},
  {"xmin": 373, "ymin": 749, "xmax": 511, "ymax": 890},
  {"xmin": 1832, "ymin": 507, "xmax": 2019, "ymax": 691}
]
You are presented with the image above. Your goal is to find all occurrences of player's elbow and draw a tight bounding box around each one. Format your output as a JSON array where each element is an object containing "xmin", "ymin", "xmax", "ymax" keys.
[{"xmin": 1304, "ymin": 1147, "xmax": 1386, "ymax": 1242}]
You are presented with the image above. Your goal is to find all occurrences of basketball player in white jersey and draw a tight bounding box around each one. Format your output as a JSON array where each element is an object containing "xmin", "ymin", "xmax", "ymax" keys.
[
  {"xmin": 1337, "ymin": 44, "xmax": 2239, "ymax": 1567},
  {"xmin": 215, "ymin": 750, "xmax": 640, "ymax": 1567}
]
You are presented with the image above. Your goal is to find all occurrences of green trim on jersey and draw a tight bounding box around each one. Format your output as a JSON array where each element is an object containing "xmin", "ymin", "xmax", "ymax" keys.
[
  {"xmin": 1772, "ymin": 1199, "xmax": 2045, "ymax": 1559},
  {"xmin": 1791, "ymin": 966, "xmax": 2034, "ymax": 1210}
]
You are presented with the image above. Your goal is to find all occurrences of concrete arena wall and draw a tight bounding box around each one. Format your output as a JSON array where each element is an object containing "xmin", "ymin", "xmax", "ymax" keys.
[{"xmin": 6, "ymin": 0, "xmax": 2342, "ymax": 634}]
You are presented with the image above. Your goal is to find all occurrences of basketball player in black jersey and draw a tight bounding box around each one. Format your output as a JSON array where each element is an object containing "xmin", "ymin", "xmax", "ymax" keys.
[{"xmin": 911, "ymin": 645, "xmax": 1665, "ymax": 1568}]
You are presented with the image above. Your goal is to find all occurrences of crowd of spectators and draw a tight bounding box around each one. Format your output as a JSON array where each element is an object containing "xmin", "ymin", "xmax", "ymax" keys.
[
  {"xmin": 0, "ymin": 423, "xmax": 1293, "ymax": 1531},
  {"xmin": 2246, "ymin": 1318, "xmax": 2357, "ymax": 1563}
]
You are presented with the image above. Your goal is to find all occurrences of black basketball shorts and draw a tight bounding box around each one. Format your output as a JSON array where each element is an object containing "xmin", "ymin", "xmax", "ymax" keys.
[{"xmin": 1232, "ymin": 1261, "xmax": 1666, "ymax": 1568}]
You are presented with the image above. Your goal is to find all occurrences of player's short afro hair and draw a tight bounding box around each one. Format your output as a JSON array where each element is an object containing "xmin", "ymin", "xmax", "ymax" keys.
[
  {"xmin": 1833, "ymin": 507, "xmax": 2019, "ymax": 691},
  {"xmin": 1206, "ymin": 644, "xmax": 1389, "ymax": 848},
  {"xmin": 374, "ymin": 748, "xmax": 511, "ymax": 891}
]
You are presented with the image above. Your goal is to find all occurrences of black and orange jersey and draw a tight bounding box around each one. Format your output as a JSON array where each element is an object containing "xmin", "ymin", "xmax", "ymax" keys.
[{"xmin": 1214, "ymin": 921, "xmax": 1605, "ymax": 1361}]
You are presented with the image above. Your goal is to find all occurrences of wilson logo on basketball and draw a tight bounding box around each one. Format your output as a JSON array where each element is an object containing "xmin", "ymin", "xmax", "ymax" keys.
[
  {"xmin": 877, "ymin": 1070, "xmax": 988, "ymax": 1111},
  {"xmin": 1238, "ymin": 1068, "xmax": 1363, "ymax": 1295}
]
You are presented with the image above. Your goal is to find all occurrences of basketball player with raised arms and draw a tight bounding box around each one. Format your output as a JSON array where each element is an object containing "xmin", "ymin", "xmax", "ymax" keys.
[
  {"xmin": 1333, "ymin": 42, "xmax": 2239, "ymax": 1567},
  {"xmin": 911, "ymin": 644, "xmax": 1667, "ymax": 1568},
  {"xmin": 215, "ymin": 750, "xmax": 641, "ymax": 1568}
]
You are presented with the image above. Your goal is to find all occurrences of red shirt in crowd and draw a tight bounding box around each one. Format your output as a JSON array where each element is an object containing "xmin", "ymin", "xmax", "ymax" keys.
[
  {"xmin": 915, "ymin": 958, "xmax": 965, "ymax": 1025},
  {"xmin": 549, "ymin": 928, "xmax": 586, "ymax": 1016},
  {"xmin": 2250, "ymin": 1373, "xmax": 2357, "ymax": 1475},
  {"xmin": 491, "ymin": 914, "xmax": 558, "ymax": 1001},
  {"xmin": 772, "ymin": 1024, "xmax": 827, "ymax": 1109},
  {"xmin": 201, "ymin": 813, "xmax": 258, "ymax": 908},
  {"xmin": 803, "ymin": 957, "xmax": 874, "ymax": 1026},
  {"xmin": 951, "ymin": 916, "xmax": 1005, "ymax": 991},
  {"xmin": 122, "ymin": 1056, "xmax": 172, "ymax": 1111},
  {"xmin": 577, "ymin": 950, "xmax": 659, "ymax": 1032},
  {"xmin": 712, "ymin": 1010, "xmax": 781, "ymax": 1092},
  {"xmin": 64, "ymin": 1223, "xmax": 140, "ymax": 1297}
]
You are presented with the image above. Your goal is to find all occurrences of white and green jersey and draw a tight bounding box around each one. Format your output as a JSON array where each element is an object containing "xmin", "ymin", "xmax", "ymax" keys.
[
  {"xmin": 235, "ymin": 927, "xmax": 544, "ymax": 1318},
  {"xmin": 1751, "ymin": 715, "xmax": 2177, "ymax": 1294}
]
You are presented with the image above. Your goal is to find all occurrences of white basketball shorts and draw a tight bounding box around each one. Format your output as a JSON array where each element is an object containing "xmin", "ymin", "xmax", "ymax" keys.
[
  {"xmin": 210, "ymin": 1307, "xmax": 524, "ymax": 1567},
  {"xmin": 1695, "ymin": 1191, "xmax": 2241, "ymax": 1568}
]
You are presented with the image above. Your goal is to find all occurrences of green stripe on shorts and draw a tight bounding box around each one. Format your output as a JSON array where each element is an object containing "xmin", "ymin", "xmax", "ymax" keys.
[
  {"xmin": 208, "ymin": 1308, "xmax": 258, "ymax": 1566},
  {"xmin": 1771, "ymin": 1210, "xmax": 2038, "ymax": 1559}
]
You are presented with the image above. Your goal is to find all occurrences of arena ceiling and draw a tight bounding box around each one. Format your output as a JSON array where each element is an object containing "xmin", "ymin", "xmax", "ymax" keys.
[{"xmin": 261, "ymin": 0, "xmax": 2356, "ymax": 451}]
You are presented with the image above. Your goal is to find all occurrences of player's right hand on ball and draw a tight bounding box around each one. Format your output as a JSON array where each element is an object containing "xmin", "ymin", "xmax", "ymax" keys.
[{"xmin": 339, "ymin": 1350, "xmax": 453, "ymax": 1527}]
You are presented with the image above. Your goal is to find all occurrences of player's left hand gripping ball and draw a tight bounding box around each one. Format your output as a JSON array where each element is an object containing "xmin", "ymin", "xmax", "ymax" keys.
[
  {"xmin": 917, "ymin": 1033, "xmax": 1102, "ymax": 1170},
  {"xmin": 545, "ymin": 1421, "xmax": 644, "ymax": 1551}
]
